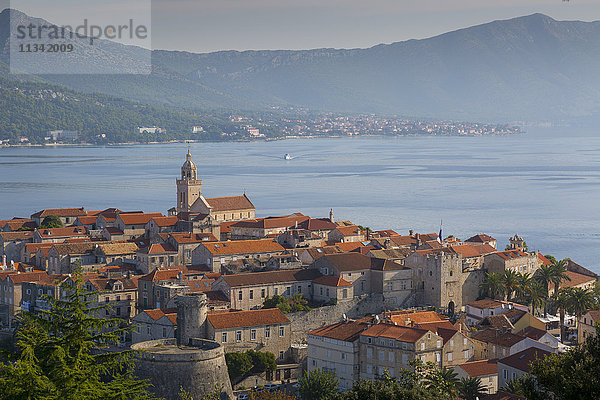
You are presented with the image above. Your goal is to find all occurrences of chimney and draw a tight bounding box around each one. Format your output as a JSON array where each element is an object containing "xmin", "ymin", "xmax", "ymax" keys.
[
  {"xmin": 409, "ymin": 229, "xmax": 414, "ymax": 236},
  {"xmin": 329, "ymin": 209, "xmax": 335, "ymax": 223}
]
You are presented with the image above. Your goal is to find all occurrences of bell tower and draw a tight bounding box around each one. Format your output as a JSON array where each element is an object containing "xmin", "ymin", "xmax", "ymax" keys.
[{"xmin": 176, "ymin": 149, "xmax": 202, "ymax": 214}]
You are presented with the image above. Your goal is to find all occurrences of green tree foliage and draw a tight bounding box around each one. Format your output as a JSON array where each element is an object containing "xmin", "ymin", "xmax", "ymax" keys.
[
  {"xmin": 456, "ymin": 377, "xmax": 486, "ymax": 400},
  {"xmin": 479, "ymin": 272, "xmax": 503, "ymax": 300},
  {"xmin": 225, "ymin": 350, "xmax": 277, "ymax": 381},
  {"xmin": 263, "ymin": 294, "xmax": 310, "ymax": 313},
  {"xmin": 298, "ymin": 369, "xmax": 339, "ymax": 400},
  {"xmin": 0, "ymin": 277, "xmax": 154, "ymax": 400},
  {"xmin": 530, "ymin": 325, "xmax": 600, "ymax": 399},
  {"xmin": 40, "ymin": 215, "xmax": 64, "ymax": 229},
  {"xmin": 250, "ymin": 390, "xmax": 295, "ymax": 400}
]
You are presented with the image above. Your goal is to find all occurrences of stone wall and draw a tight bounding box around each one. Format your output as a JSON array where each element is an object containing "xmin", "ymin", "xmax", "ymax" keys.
[{"xmin": 287, "ymin": 294, "xmax": 386, "ymax": 343}]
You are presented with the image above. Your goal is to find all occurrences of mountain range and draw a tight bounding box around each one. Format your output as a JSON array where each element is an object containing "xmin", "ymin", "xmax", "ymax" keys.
[{"xmin": 2, "ymin": 9, "xmax": 600, "ymax": 122}]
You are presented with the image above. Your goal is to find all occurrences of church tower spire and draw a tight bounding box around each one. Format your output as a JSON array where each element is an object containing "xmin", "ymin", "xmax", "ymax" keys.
[{"xmin": 176, "ymin": 149, "xmax": 202, "ymax": 214}]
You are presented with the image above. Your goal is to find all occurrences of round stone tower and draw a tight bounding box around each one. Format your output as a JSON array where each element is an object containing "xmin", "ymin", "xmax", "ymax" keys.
[
  {"xmin": 176, "ymin": 292, "xmax": 208, "ymax": 345},
  {"xmin": 132, "ymin": 338, "xmax": 233, "ymax": 400}
]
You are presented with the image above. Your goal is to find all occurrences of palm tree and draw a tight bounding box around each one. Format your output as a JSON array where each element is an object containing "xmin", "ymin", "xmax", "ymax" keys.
[
  {"xmin": 550, "ymin": 259, "xmax": 571, "ymax": 295},
  {"xmin": 480, "ymin": 272, "xmax": 503, "ymax": 300},
  {"xmin": 424, "ymin": 366, "xmax": 459, "ymax": 394},
  {"xmin": 456, "ymin": 376, "xmax": 486, "ymax": 400},
  {"xmin": 535, "ymin": 264, "xmax": 555, "ymax": 317},
  {"xmin": 525, "ymin": 281, "xmax": 546, "ymax": 316},
  {"xmin": 555, "ymin": 288, "xmax": 571, "ymax": 343},
  {"xmin": 501, "ymin": 270, "xmax": 519, "ymax": 301},
  {"xmin": 567, "ymin": 287, "xmax": 596, "ymax": 333},
  {"xmin": 515, "ymin": 272, "xmax": 532, "ymax": 300}
]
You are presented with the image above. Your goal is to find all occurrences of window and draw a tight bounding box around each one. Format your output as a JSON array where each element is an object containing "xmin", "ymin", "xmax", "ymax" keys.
[
  {"xmin": 367, "ymin": 347, "xmax": 373, "ymax": 359},
  {"xmin": 105, "ymin": 297, "xmax": 110, "ymax": 303},
  {"xmin": 236, "ymin": 331, "xmax": 242, "ymax": 342},
  {"xmin": 261, "ymin": 289, "xmax": 266, "ymax": 298},
  {"xmin": 251, "ymin": 329, "xmax": 256, "ymax": 340},
  {"xmin": 388, "ymin": 352, "xmax": 394, "ymax": 362},
  {"xmin": 297, "ymin": 285, "xmax": 302, "ymax": 293},
  {"xmin": 378, "ymin": 350, "xmax": 385, "ymax": 360},
  {"xmin": 341, "ymin": 353, "xmax": 346, "ymax": 360},
  {"xmin": 449, "ymin": 339, "xmax": 454, "ymax": 347},
  {"xmin": 327, "ymin": 350, "xmax": 332, "ymax": 358},
  {"xmin": 265, "ymin": 327, "xmax": 270, "ymax": 339},
  {"xmin": 387, "ymin": 282, "xmax": 393, "ymax": 291},
  {"xmin": 116, "ymin": 307, "xmax": 121, "ymax": 316},
  {"xmin": 38, "ymin": 289, "xmax": 43, "ymax": 295},
  {"xmin": 447, "ymin": 352, "xmax": 453, "ymax": 362},
  {"xmin": 320, "ymin": 287, "xmax": 323, "ymax": 296},
  {"xmin": 464, "ymin": 350, "xmax": 469, "ymax": 358},
  {"xmin": 463, "ymin": 337, "xmax": 468, "ymax": 346},
  {"xmin": 26, "ymin": 289, "xmax": 31, "ymax": 295},
  {"xmin": 274, "ymin": 288, "xmax": 278, "ymax": 295},
  {"xmin": 503, "ymin": 369, "xmax": 508, "ymax": 379},
  {"xmin": 279, "ymin": 326, "xmax": 284, "ymax": 337},
  {"xmin": 312, "ymin": 360, "xmax": 316, "ymax": 367},
  {"xmin": 279, "ymin": 351, "xmax": 284, "ymax": 360},
  {"xmin": 162, "ymin": 327, "xmax": 166, "ymax": 337},
  {"xmin": 116, "ymin": 295, "xmax": 121, "ymax": 301},
  {"xmin": 420, "ymin": 343, "xmax": 425, "ymax": 351},
  {"xmin": 238, "ymin": 291, "xmax": 243, "ymax": 301},
  {"xmin": 436, "ymin": 353, "xmax": 441, "ymax": 363},
  {"xmin": 436, "ymin": 340, "xmax": 441, "ymax": 348},
  {"xmin": 249, "ymin": 290, "xmax": 254, "ymax": 300},
  {"xmin": 343, "ymin": 289, "xmax": 348, "ymax": 298},
  {"xmin": 220, "ymin": 257, "xmax": 225, "ymax": 264},
  {"xmin": 222, "ymin": 333, "xmax": 227, "ymax": 343},
  {"xmin": 366, "ymin": 364, "xmax": 372, "ymax": 374}
]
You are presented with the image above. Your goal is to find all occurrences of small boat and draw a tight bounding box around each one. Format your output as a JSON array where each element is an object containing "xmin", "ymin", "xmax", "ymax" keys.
[{"xmin": 284, "ymin": 153, "xmax": 292, "ymax": 160}]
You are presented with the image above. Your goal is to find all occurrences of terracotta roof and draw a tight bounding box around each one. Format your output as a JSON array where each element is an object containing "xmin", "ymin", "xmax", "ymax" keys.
[
  {"xmin": 309, "ymin": 320, "xmax": 370, "ymax": 342},
  {"xmin": 586, "ymin": 310, "xmax": 600, "ymax": 322},
  {"xmin": 149, "ymin": 216, "xmax": 179, "ymax": 227},
  {"xmin": 477, "ymin": 314, "xmax": 514, "ymax": 330},
  {"xmin": 368, "ymin": 248, "xmax": 411, "ymax": 260},
  {"xmin": 36, "ymin": 226, "xmax": 88, "ymax": 238},
  {"xmin": 516, "ymin": 327, "xmax": 548, "ymax": 341},
  {"xmin": 465, "ymin": 234, "xmax": 496, "ymax": 243},
  {"xmin": 317, "ymin": 253, "xmax": 372, "ymax": 272},
  {"xmin": 472, "ymin": 329, "xmax": 525, "ymax": 347},
  {"xmin": 3, "ymin": 219, "xmax": 36, "ymax": 231},
  {"xmin": 313, "ymin": 275, "xmax": 352, "ymax": 287},
  {"xmin": 138, "ymin": 243, "xmax": 177, "ymax": 255},
  {"xmin": 0, "ymin": 231, "xmax": 34, "ymax": 241},
  {"xmin": 297, "ymin": 218, "xmax": 337, "ymax": 231},
  {"xmin": 559, "ymin": 271, "xmax": 596, "ymax": 289},
  {"xmin": 303, "ymin": 246, "xmax": 343, "ymax": 261},
  {"xmin": 95, "ymin": 242, "xmax": 139, "ymax": 256},
  {"xmin": 388, "ymin": 235, "xmax": 418, "ymax": 247},
  {"xmin": 335, "ymin": 242, "xmax": 365, "ymax": 252},
  {"xmin": 168, "ymin": 232, "xmax": 218, "ymax": 244},
  {"xmin": 388, "ymin": 311, "xmax": 445, "ymax": 326},
  {"xmin": 75, "ymin": 216, "xmax": 97, "ymax": 225},
  {"xmin": 361, "ymin": 323, "xmax": 428, "ymax": 343},
  {"xmin": 443, "ymin": 243, "xmax": 496, "ymax": 258},
  {"xmin": 538, "ymin": 253, "xmax": 552, "ymax": 266},
  {"xmin": 4, "ymin": 271, "xmax": 49, "ymax": 284},
  {"xmin": 220, "ymin": 221, "xmax": 237, "ymax": 234},
  {"xmin": 466, "ymin": 298, "xmax": 505, "ymax": 309},
  {"xmin": 207, "ymin": 308, "xmax": 289, "ymax": 330},
  {"xmin": 25, "ymin": 242, "xmax": 53, "ymax": 254},
  {"xmin": 118, "ymin": 213, "xmax": 163, "ymax": 225},
  {"xmin": 493, "ymin": 249, "xmax": 530, "ymax": 260},
  {"xmin": 565, "ymin": 259, "xmax": 598, "ymax": 278},
  {"xmin": 139, "ymin": 268, "xmax": 183, "ymax": 282},
  {"xmin": 232, "ymin": 215, "xmax": 308, "ymax": 229},
  {"xmin": 221, "ymin": 268, "xmax": 321, "ymax": 287},
  {"xmin": 498, "ymin": 347, "xmax": 551, "ymax": 373},
  {"xmin": 333, "ymin": 225, "xmax": 364, "ymax": 236},
  {"xmin": 201, "ymin": 239, "xmax": 285, "ymax": 255},
  {"xmin": 205, "ymin": 195, "xmax": 255, "ymax": 212},
  {"xmin": 374, "ymin": 229, "xmax": 399, "ymax": 237},
  {"xmin": 205, "ymin": 290, "xmax": 230, "ymax": 304},
  {"xmin": 141, "ymin": 308, "xmax": 177, "ymax": 321},
  {"xmin": 50, "ymin": 242, "xmax": 96, "ymax": 256},
  {"xmin": 186, "ymin": 279, "xmax": 215, "ymax": 292},
  {"xmin": 104, "ymin": 227, "xmax": 124, "ymax": 235},
  {"xmin": 86, "ymin": 277, "xmax": 138, "ymax": 291},
  {"xmin": 370, "ymin": 258, "xmax": 409, "ymax": 271},
  {"xmin": 457, "ymin": 359, "xmax": 498, "ymax": 377},
  {"xmin": 31, "ymin": 208, "xmax": 86, "ymax": 218}
]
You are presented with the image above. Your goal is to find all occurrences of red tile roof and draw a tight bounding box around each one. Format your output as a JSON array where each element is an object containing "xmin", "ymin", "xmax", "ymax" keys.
[
  {"xmin": 466, "ymin": 298, "xmax": 505, "ymax": 309},
  {"xmin": 538, "ymin": 253, "xmax": 552, "ymax": 266},
  {"xmin": 31, "ymin": 208, "xmax": 86, "ymax": 218},
  {"xmin": 361, "ymin": 323, "xmax": 428, "ymax": 343},
  {"xmin": 149, "ymin": 216, "xmax": 179, "ymax": 227},
  {"xmin": 309, "ymin": 320, "xmax": 370, "ymax": 342},
  {"xmin": 444, "ymin": 243, "xmax": 497, "ymax": 258},
  {"xmin": 388, "ymin": 311, "xmax": 445, "ymax": 326},
  {"xmin": 36, "ymin": 226, "xmax": 88, "ymax": 238},
  {"xmin": 318, "ymin": 253, "xmax": 372, "ymax": 272},
  {"xmin": 335, "ymin": 242, "xmax": 365, "ymax": 252},
  {"xmin": 516, "ymin": 327, "xmax": 548, "ymax": 341},
  {"xmin": 232, "ymin": 215, "xmax": 308, "ymax": 229},
  {"xmin": 0, "ymin": 231, "xmax": 34, "ymax": 241},
  {"xmin": 493, "ymin": 249, "xmax": 530, "ymax": 260},
  {"xmin": 206, "ymin": 195, "xmax": 255, "ymax": 212},
  {"xmin": 142, "ymin": 243, "xmax": 177, "ymax": 255},
  {"xmin": 333, "ymin": 225, "xmax": 364, "ymax": 236},
  {"xmin": 498, "ymin": 347, "xmax": 551, "ymax": 372},
  {"xmin": 465, "ymin": 234, "xmax": 496, "ymax": 243},
  {"xmin": 457, "ymin": 359, "xmax": 498, "ymax": 377},
  {"xmin": 221, "ymin": 268, "xmax": 321, "ymax": 287},
  {"xmin": 118, "ymin": 213, "xmax": 163, "ymax": 225},
  {"xmin": 559, "ymin": 271, "xmax": 596, "ymax": 289},
  {"xmin": 313, "ymin": 275, "xmax": 352, "ymax": 287},
  {"xmin": 168, "ymin": 232, "xmax": 218, "ymax": 244},
  {"xmin": 297, "ymin": 218, "xmax": 337, "ymax": 231},
  {"xmin": 201, "ymin": 239, "xmax": 285, "ymax": 255},
  {"xmin": 207, "ymin": 308, "xmax": 290, "ymax": 330}
]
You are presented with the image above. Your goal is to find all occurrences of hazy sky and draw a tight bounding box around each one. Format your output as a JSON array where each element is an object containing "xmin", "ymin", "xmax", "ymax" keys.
[{"xmin": 5, "ymin": 0, "xmax": 600, "ymax": 52}]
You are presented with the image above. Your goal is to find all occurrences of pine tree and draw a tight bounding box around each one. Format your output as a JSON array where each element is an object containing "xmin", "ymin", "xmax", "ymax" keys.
[{"xmin": 0, "ymin": 276, "xmax": 154, "ymax": 400}]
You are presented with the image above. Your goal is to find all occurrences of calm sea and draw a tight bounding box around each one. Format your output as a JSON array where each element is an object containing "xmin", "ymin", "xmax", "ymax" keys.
[{"xmin": 1, "ymin": 127, "xmax": 599, "ymax": 272}]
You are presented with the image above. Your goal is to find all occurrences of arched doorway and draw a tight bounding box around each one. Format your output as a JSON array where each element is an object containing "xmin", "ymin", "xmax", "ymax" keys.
[{"xmin": 447, "ymin": 301, "xmax": 455, "ymax": 316}]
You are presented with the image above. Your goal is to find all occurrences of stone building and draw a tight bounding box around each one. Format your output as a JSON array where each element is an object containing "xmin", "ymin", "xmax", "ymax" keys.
[
  {"xmin": 0, "ymin": 231, "xmax": 34, "ymax": 264},
  {"xmin": 212, "ymin": 269, "xmax": 321, "ymax": 311},
  {"xmin": 175, "ymin": 150, "xmax": 255, "ymax": 223},
  {"xmin": 30, "ymin": 207, "xmax": 87, "ymax": 227},
  {"xmin": 32, "ymin": 226, "xmax": 89, "ymax": 243},
  {"xmin": 484, "ymin": 249, "xmax": 541, "ymax": 276},
  {"xmin": 578, "ymin": 310, "xmax": 600, "ymax": 344},
  {"xmin": 192, "ymin": 239, "xmax": 285, "ymax": 273},
  {"xmin": 307, "ymin": 319, "xmax": 371, "ymax": 390},
  {"xmin": 206, "ymin": 308, "xmax": 292, "ymax": 361},
  {"xmin": 359, "ymin": 323, "xmax": 443, "ymax": 379},
  {"xmin": 132, "ymin": 308, "xmax": 177, "ymax": 343},
  {"xmin": 453, "ymin": 359, "xmax": 498, "ymax": 395},
  {"xmin": 84, "ymin": 276, "xmax": 139, "ymax": 321},
  {"xmin": 230, "ymin": 214, "xmax": 309, "ymax": 239},
  {"xmin": 310, "ymin": 253, "xmax": 373, "ymax": 297},
  {"xmin": 497, "ymin": 348, "xmax": 550, "ymax": 389},
  {"xmin": 114, "ymin": 213, "xmax": 163, "ymax": 240},
  {"xmin": 135, "ymin": 243, "xmax": 179, "ymax": 274}
]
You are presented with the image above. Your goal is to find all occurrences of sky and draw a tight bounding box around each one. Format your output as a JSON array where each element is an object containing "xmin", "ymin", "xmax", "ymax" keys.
[{"xmin": 4, "ymin": 0, "xmax": 600, "ymax": 53}]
